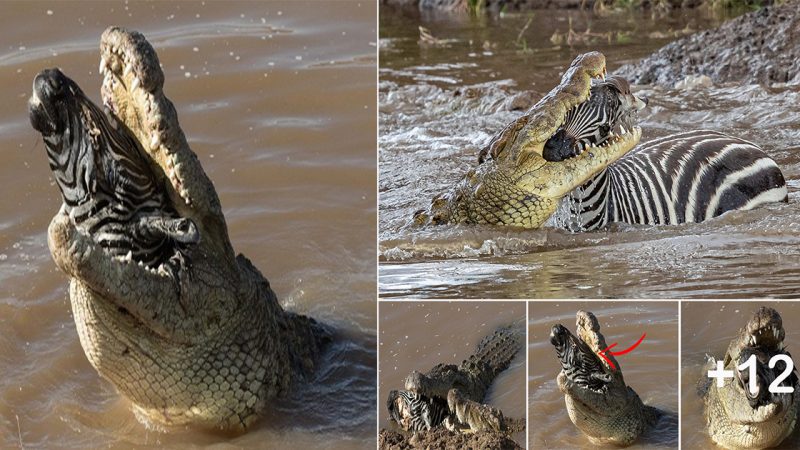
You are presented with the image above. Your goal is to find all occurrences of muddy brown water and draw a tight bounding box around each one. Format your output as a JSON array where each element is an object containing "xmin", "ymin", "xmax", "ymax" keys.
[
  {"xmin": 0, "ymin": 1, "xmax": 376, "ymax": 448},
  {"xmin": 529, "ymin": 302, "xmax": 678, "ymax": 449},
  {"xmin": 681, "ymin": 302, "xmax": 800, "ymax": 449},
  {"xmin": 378, "ymin": 301, "xmax": 527, "ymax": 447},
  {"xmin": 378, "ymin": 7, "xmax": 800, "ymax": 299}
]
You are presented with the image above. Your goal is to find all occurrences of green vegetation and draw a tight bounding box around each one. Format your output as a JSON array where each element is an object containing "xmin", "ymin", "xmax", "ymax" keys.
[{"xmin": 468, "ymin": 0, "xmax": 486, "ymax": 14}]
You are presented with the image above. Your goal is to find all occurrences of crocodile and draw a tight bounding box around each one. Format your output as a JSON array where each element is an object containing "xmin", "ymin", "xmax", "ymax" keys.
[
  {"xmin": 550, "ymin": 310, "xmax": 660, "ymax": 446},
  {"xmin": 28, "ymin": 26, "xmax": 329, "ymax": 431},
  {"xmin": 446, "ymin": 387, "xmax": 523, "ymax": 433},
  {"xmin": 702, "ymin": 307, "xmax": 800, "ymax": 449},
  {"xmin": 413, "ymin": 51, "xmax": 642, "ymax": 228},
  {"xmin": 414, "ymin": 50, "xmax": 786, "ymax": 230},
  {"xmin": 386, "ymin": 326, "xmax": 523, "ymax": 434}
]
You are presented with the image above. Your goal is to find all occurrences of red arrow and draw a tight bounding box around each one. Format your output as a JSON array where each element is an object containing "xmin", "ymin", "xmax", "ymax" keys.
[{"xmin": 598, "ymin": 333, "xmax": 646, "ymax": 371}]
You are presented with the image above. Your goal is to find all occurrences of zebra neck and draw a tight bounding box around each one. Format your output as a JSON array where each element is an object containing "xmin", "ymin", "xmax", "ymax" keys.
[
  {"xmin": 566, "ymin": 168, "xmax": 612, "ymax": 231},
  {"xmin": 45, "ymin": 130, "xmax": 97, "ymax": 209}
]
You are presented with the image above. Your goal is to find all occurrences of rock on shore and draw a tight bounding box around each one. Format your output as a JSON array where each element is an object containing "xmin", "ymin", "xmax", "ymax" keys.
[{"xmin": 616, "ymin": 3, "xmax": 800, "ymax": 86}]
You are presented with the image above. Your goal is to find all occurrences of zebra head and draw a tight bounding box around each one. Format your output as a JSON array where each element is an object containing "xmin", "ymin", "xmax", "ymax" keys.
[
  {"xmin": 386, "ymin": 390, "xmax": 414, "ymax": 429},
  {"xmin": 543, "ymin": 75, "xmax": 647, "ymax": 162},
  {"xmin": 386, "ymin": 389, "xmax": 450, "ymax": 432},
  {"xmin": 29, "ymin": 68, "xmax": 157, "ymax": 210},
  {"xmin": 29, "ymin": 68, "xmax": 100, "ymax": 207},
  {"xmin": 550, "ymin": 322, "xmax": 613, "ymax": 392}
]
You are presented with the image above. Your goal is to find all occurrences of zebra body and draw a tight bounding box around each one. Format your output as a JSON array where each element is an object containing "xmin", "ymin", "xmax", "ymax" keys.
[
  {"xmin": 387, "ymin": 389, "xmax": 450, "ymax": 432},
  {"xmin": 31, "ymin": 68, "xmax": 197, "ymax": 272},
  {"xmin": 564, "ymin": 130, "xmax": 787, "ymax": 231}
]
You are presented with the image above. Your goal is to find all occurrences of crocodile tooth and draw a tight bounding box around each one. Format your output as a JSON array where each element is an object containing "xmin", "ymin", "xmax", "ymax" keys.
[
  {"xmin": 138, "ymin": 260, "xmax": 144, "ymax": 267},
  {"xmin": 123, "ymin": 64, "xmax": 132, "ymax": 77},
  {"xmin": 124, "ymin": 250, "xmax": 133, "ymax": 262},
  {"xmin": 99, "ymin": 57, "xmax": 107, "ymax": 74},
  {"xmin": 131, "ymin": 77, "xmax": 140, "ymax": 91},
  {"xmin": 620, "ymin": 125, "xmax": 627, "ymax": 135},
  {"xmin": 150, "ymin": 133, "xmax": 160, "ymax": 149}
]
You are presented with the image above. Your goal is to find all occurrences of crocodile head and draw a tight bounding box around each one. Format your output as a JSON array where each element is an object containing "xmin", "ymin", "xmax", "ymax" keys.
[
  {"xmin": 35, "ymin": 27, "xmax": 325, "ymax": 431},
  {"xmin": 414, "ymin": 52, "xmax": 642, "ymax": 228},
  {"xmin": 550, "ymin": 310, "xmax": 653, "ymax": 446},
  {"xmin": 542, "ymin": 75, "xmax": 646, "ymax": 162},
  {"xmin": 705, "ymin": 307, "xmax": 799, "ymax": 449}
]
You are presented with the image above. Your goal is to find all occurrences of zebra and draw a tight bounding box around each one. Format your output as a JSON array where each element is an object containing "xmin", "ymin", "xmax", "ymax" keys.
[
  {"xmin": 542, "ymin": 77, "xmax": 787, "ymax": 231},
  {"xmin": 28, "ymin": 68, "xmax": 198, "ymax": 277},
  {"xmin": 387, "ymin": 389, "xmax": 450, "ymax": 432},
  {"xmin": 550, "ymin": 324, "xmax": 612, "ymax": 392}
]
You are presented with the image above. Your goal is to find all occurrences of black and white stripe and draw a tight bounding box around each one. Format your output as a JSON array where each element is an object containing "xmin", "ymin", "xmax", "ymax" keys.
[
  {"xmin": 387, "ymin": 389, "xmax": 450, "ymax": 432},
  {"xmin": 565, "ymin": 130, "xmax": 787, "ymax": 231},
  {"xmin": 32, "ymin": 68, "xmax": 196, "ymax": 272}
]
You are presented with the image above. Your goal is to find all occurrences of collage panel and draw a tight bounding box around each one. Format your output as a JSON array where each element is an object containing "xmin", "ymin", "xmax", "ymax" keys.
[
  {"xmin": 378, "ymin": 301, "xmax": 527, "ymax": 448},
  {"xmin": 6, "ymin": 0, "xmax": 800, "ymax": 448},
  {"xmin": 681, "ymin": 302, "xmax": 800, "ymax": 449},
  {"xmin": 530, "ymin": 301, "xmax": 678, "ymax": 449},
  {"xmin": 2, "ymin": 1, "xmax": 376, "ymax": 448},
  {"xmin": 379, "ymin": 3, "xmax": 798, "ymax": 301}
]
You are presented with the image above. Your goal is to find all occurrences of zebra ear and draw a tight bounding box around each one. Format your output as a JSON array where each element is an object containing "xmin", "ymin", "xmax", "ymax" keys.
[{"xmin": 634, "ymin": 94, "xmax": 647, "ymax": 111}]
